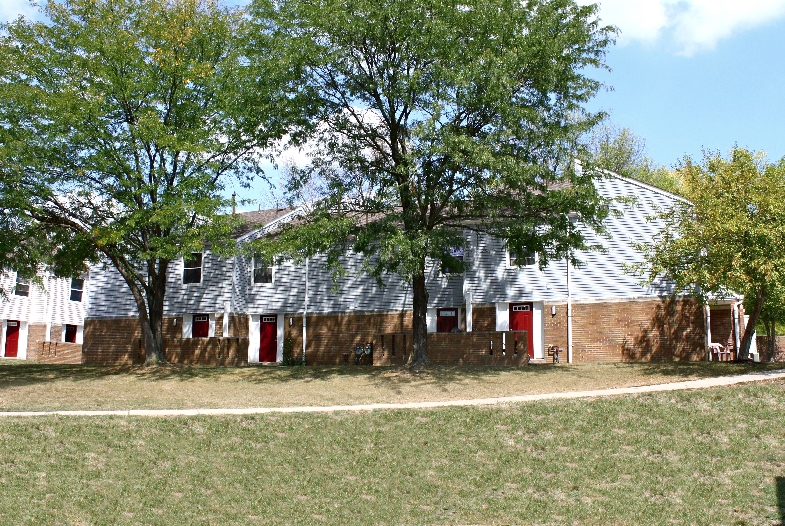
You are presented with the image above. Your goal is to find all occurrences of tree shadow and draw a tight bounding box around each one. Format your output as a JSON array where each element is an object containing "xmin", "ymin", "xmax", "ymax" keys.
[
  {"xmin": 621, "ymin": 298, "xmax": 705, "ymax": 362},
  {"xmin": 2, "ymin": 355, "xmax": 783, "ymax": 391}
]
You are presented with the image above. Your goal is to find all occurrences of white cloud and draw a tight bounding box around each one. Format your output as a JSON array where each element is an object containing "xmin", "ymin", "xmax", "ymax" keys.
[
  {"xmin": 589, "ymin": 0, "xmax": 785, "ymax": 55},
  {"xmin": 0, "ymin": 0, "xmax": 41, "ymax": 23}
]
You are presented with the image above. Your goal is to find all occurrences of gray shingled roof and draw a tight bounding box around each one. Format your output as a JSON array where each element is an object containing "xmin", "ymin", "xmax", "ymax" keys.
[{"xmin": 232, "ymin": 208, "xmax": 294, "ymax": 237}]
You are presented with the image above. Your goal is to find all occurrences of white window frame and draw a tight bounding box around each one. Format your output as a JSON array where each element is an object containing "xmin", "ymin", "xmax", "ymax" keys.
[
  {"xmin": 69, "ymin": 277, "xmax": 85, "ymax": 302},
  {"xmin": 440, "ymin": 246, "xmax": 465, "ymax": 276},
  {"xmin": 251, "ymin": 256, "xmax": 275, "ymax": 286},
  {"xmin": 14, "ymin": 274, "xmax": 29, "ymax": 297},
  {"xmin": 183, "ymin": 253, "xmax": 203, "ymax": 284},
  {"xmin": 506, "ymin": 247, "xmax": 536, "ymax": 268}
]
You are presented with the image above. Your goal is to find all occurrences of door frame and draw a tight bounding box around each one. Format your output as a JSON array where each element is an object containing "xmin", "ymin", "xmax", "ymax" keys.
[
  {"xmin": 496, "ymin": 302, "xmax": 544, "ymax": 359},
  {"xmin": 248, "ymin": 314, "xmax": 284, "ymax": 363},
  {"xmin": 1, "ymin": 320, "xmax": 27, "ymax": 360}
]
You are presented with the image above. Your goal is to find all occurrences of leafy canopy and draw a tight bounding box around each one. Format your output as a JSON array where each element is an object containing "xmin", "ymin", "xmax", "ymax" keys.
[
  {"xmin": 637, "ymin": 148, "xmax": 785, "ymax": 357},
  {"xmin": 585, "ymin": 123, "xmax": 682, "ymax": 195},
  {"xmin": 0, "ymin": 0, "xmax": 304, "ymax": 361},
  {"xmin": 250, "ymin": 0, "xmax": 616, "ymax": 277}
]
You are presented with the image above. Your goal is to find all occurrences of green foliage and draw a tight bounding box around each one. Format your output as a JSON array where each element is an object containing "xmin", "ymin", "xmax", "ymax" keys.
[
  {"xmin": 281, "ymin": 337, "xmax": 303, "ymax": 366},
  {"xmin": 585, "ymin": 123, "xmax": 682, "ymax": 194},
  {"xmin": 0, "ymin": 0, "xmax": 300, "ymax": 361},
  {"xmin": 636, "ymin": 148, "xmax": 785, "ymax": 358},
  {"xmin": 248, "ymin": 0, "xmax": 616, "ymax": 364}
]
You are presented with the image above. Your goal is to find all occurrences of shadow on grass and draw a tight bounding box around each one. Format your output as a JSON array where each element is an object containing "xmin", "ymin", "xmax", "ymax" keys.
[
  {"xmin": 778, "ymin": 477, "xmax": 785, "ymax": 526},
  {"xmin": 1, "ymin": 358, "xmax": 783, "ymax": 390}
]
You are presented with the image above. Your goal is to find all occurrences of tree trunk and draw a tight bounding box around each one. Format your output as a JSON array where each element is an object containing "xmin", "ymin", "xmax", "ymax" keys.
[
  {"xmin": 142, "ymin": 259, "xmax": 169, "ymax": 365},
  {"xmin": 408, "ymin": 265, "xmax": 431, "ymax": 368},
  {"xmin": 768, "ymin": 319, "xmax": 777, "ymax": 362},
  {"xmin": 739, "ymin": 287, "xmax": 766, "ymax": 361}
]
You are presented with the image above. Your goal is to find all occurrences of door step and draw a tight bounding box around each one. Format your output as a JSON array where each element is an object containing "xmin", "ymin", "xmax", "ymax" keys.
[{"xmin": 529, "ymin": 358, "xmax": 556, "ymax": 365}]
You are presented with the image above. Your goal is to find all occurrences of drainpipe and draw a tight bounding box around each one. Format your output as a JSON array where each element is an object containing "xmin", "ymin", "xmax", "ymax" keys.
[
  {"xmin": 44, "ymin": 273, "xmax": 53, "ymax": 342},
  {"xmin": 567, "ymin": 258, "xmax": 573, "ymax": 364},
  {"xmin": 303, "ymin": 257, "xmax": 309, "ymax": 363}
]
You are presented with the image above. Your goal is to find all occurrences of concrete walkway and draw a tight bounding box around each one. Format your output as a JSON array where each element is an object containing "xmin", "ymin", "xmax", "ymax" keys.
[{"xmin": 2, "ymin": 369, "xmax": 784, "ymax": 418}]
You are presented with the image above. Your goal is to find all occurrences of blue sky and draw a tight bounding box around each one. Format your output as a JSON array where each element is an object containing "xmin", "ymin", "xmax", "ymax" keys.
[
  {"xmin": 585, "ymin": 0, "xmax": 785, "ymax": 169},
  {"xmin": 3, "ymin": 0, "xmax": 784, "ymax": 203}
]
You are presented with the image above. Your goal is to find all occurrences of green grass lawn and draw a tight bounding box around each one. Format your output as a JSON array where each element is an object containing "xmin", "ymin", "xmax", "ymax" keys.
[
  {"xmin": 1, "ymin": 379, "xmax": 784, "ymax": 525},
  {"xmin": 2, "ymin": 360, "xmax": 784, "ymax": 411}
]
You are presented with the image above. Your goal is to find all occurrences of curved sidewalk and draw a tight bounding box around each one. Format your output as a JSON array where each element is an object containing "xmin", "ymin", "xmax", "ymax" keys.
[{"xmin": 2, "ymin": 369, "xmax": 784, "ymax": 418}]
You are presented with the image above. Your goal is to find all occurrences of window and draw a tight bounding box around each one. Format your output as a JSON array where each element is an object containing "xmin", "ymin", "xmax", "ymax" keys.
[
  {"xmin": 70, "ymin": 278, "xmax": 84, "ymax": 302},
  {"xmin": 14, "ymin": 275, "xmax": 29, "ymax": 297},
  {"xmin": 508, "ymin": 247, "xmax": 535, "ymax": 267},
  {"xmin": 253, "ymin": 256, "xmax": 273, "ymax": 284},
  {"xmin": 64, "ymin": 324, "xmax": 77, "ymax": 343},
  {"xmin": 441, "ymin": 247, "xmax": 464, "ymax": 274},
  {"xmin": 183, "ymin": 253, "xmax": 202, "ymax": 284}
]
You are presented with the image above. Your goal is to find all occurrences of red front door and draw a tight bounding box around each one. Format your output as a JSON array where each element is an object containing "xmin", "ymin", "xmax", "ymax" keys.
[
  {"xmin": 510, "ymin": 303, "xmax": 534, "ymax": 358},
  {"xmin": 436, "ymin": 309, "xmax": 459, "ymax": 333},
  {"xmin": 193, "ymin": 315, "xmax": 209, "ymax": 338},
  {"xmin": 260, "ymin": 316, "xmax": 277, "ymax": 362},
  {"xmin": 5, "ymin": 321, "xmax": 20, "ymax": 358},
  {"xmin": 64, "ymin": 324, "xmax": 77, "ymax": 343}
]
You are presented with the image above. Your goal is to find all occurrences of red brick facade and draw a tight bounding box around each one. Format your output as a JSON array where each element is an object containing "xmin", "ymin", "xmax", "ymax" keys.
[
  {"xmin": 83, "ymin": 316, "xmax": 249, "ymax": 365},
  {"xmin": 37, "ymin": 342, "xmax": 83, "ymax": 364},
  {"xmin": 755, "ymin": 336, "xmax": 785, "ymax": 362},
  {"xmin": 79, "ymin": 298, "xmax": 730, "ymax": 366},
  {"xmin": 373, "ymin": 331, "xmax": 528, "ymax": 366},
  {"xmin": 541, "ymin": 299, "xmax": 707, "ymax": 362}
]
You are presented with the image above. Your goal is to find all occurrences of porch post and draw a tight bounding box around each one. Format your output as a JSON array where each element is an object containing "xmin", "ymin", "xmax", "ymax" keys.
[
  {"xmin": 567, "ymin": 258, "xmax": 573, "ymax": 364},
  {"xmin": 222, "ymin": 301, "xmax": 230, "ymax": 337},
  {"xmin": 465, "ymin": 292, "xmax": 473, "ymax": 332},
  {"xmin": 705, "ymin": 305, "xmax": 712, "ymax": 360}
]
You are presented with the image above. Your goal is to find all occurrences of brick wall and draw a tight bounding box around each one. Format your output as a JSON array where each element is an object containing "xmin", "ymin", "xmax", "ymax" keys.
[
  {"xmin": 472, "ymin": 304, "xmax": 496, "ymax": 332},
  {"xmin": 598, "ymin": 299, "xmax": 705, "ymax": 362},
  {"xmin": 37, "ymin": 342, "xmax": 83, "ymax": 364},
  {"xmin": 25, "ymin": 323, "xmax": 49, "ymax": 361},
  {"xmin": 82, "ymin": 298, "xmax": 716, "ymax": 366},
  {"xmin": 84, "ymin": 316, "xmax": 251, "ymax": 365},
  {"xmin": 282, "ymin": 311, "xmax": 413, "ymax": 365},
  {"xmin": 541, "ymin": 299, "xmax": 707, "ymax": 363},
  {"xmin": 83, "ymin": 317, "xmax": 144, "ymax": 365},
  {"xmin": 373, "ymin": 331, "xmax": 528, "ymax": 366},
  {"xmin": 162, "ymin": 337, "xmax": 248, "ymax": 366},
  {"xmin": 756, "ymin": 335, "xmax": 785, "ymax": 362}
]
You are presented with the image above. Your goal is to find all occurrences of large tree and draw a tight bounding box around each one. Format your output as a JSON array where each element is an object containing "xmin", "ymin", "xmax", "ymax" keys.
[
  {"xmin": 638, "ymin": 148, "xmax": 785, "ymax": 360},
  {"xmin": 585, "ymin": 123, "xmax": 682, "ymax": 194},
  {"xmin": 249, "ymin": 0, "xmax": 615, "ymax": 366},
  {"xmin": 0, "ymin": 0, "xmax": 302, "ymax": 363}
]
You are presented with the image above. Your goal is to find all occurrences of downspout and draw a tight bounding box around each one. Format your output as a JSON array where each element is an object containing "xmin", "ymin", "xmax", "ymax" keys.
[
  {"xmin": 303, "ymin": 257, "xmax": 308, "ymax": 363},
  {"xmin": 44, "ymin": 272, "xmax": 53, "ymax": 342},
  {"xmin": 567, "ymin": 258, "xmax": 573, "ymax": 364}
]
